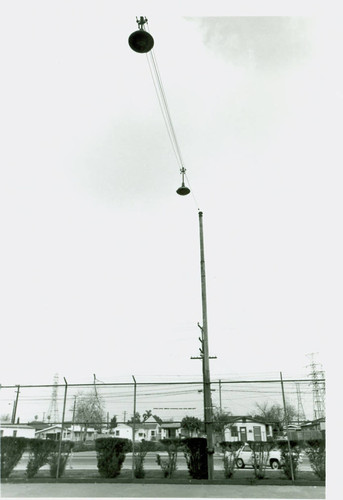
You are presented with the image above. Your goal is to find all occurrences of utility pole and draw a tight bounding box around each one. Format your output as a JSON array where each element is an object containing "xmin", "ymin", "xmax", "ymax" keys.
[
  {"xmin": 11, "ymin": 385, "xmax": 20, "ymax": 424},
  {"xmin": 56, "ymin": 378, "xmax": 68, "ymax": 479},
  {"xmin": 198, "ymin": 211, "xmax": 214, "ymax": 480},
  {"xmin": 280, "ymin": 372, "xmax": 295, "ymax": 482},
  {"xmin": 219, "ymin": 380, "xmax": 222, "ymax": 413}
]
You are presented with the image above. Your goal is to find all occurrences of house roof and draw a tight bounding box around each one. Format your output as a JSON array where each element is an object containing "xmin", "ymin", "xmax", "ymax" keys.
[
  {"xmin": 161, "ymin": 422, "xmax": 181, "ymax": 429},
  {"xmin": 136, "ymin": 422, "xmax": 160, "ymax": 430},
  {"xmin": 115, "ymin": 423, "xmax": 132, "ymax": 429},
  {"xmin": 127, "ymin": 417, "xmax": 160, "ymax": 430},
  {"xmin": 27, "ymin": 421, "xmax": 50, "ymax": 431},
  {"xmin": 35, "ymin": 425, "xmax": 69, "ymax": 434},
  {"xmin": 300, "ymin": 417, "xmax": 325, "ymax": 429},
  {"xmin": 224, "ymin": 416, "xmax": 268, "ymax": 427}
]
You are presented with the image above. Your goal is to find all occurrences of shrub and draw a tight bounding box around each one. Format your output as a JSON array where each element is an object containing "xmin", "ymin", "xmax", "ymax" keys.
[
  {"xmin": 220, "ymin": 441, "xmax": 243, "ymax": 479},
  {"xmin": 0, "ymin": 437, "xmax": 28, "ymax": 478},
  {"xmin": 277, "ymin": 440, "xmax": 302, "ymax": 480},
  {"xmin": 133, "ymin": 440, "xmax": 156, "ymax": 479},
  {"xmin": 306, "ymin": 439, "xmax": 325, "ymax": 480},
  {"xmin": 95, "ymin": 438, "xmax": 129, "ymax": 478},
  {"xmin": 26, "ymin": 439, "xmax": 57, "ymax": 478},
  {"xmin": 248, "ymin": 441, "xmax": 275, "ymax": 479},
  {"xmin": 182, "ymin": 437, "xmax": 208, "ymax": 480},
  {"xmin": 48, "ymin": 441, "xmax": 74, "ymax": 478},
  {"xmin": 156, "ymin": 439, "xmax": 180, "ymax": 478}
]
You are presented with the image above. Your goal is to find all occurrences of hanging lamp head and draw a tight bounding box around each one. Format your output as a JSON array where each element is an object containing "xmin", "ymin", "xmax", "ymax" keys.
[
  {"xmin": 128, "ymin": 16, "xmax": 154, "ymax": 53},
  {"xmin": 176, "ymin": 183, "xmax": 191, "ymax": 196}
]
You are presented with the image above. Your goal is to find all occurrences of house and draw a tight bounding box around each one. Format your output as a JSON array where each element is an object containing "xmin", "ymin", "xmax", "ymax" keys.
[
  {"xmin": 277, "ymin": 417, "xmax": 325, "ymax": 441},
  {"xmin": 111, "ymin": 423, "xmax": 133, "ymax": 440},
  {"xmin": 35, "ymin": 425, "xmax": 72, "ymax": 441},
  {"xmin": 110, "ymin": 418, "xmax": 181, "ymax": 442},
  {"xmin": 35, "ymin": 424, "xmax": 101, "ymax": 441},
  {"xmin": 297, "ymin": 417, "xmax": 325, "ymax": 440},
  {"xmin": 223, "ymin": 416, "xmax": 273, "ymax": 443},
  {"xmin": 27, "ymin": 420, "xmax": 52, "ymax": 432},
  {"xmin": 132, "ymin": 416, "xmax": 161, "ymax": 442},
  {"xmin": 68, "ymin": 425, "xmax": 98, "ymax": 441},
  {"xmin": 0, "ymin": 424, "xmax": 36, "ymax": 438},
  {"xmin": 160, "ymin": 421, "xmax": 182, "ymax": 440}
]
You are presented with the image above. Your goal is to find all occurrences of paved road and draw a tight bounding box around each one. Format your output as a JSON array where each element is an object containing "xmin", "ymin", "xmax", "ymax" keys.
[{"xmin": 14, "ymin": 451, "xmax": 313, "ymax": 472}]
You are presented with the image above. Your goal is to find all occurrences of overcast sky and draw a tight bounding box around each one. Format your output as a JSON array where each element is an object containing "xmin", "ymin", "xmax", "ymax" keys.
[{"xmin": 0, "ymin": 1, "xmax": 341, "ymax": 393}]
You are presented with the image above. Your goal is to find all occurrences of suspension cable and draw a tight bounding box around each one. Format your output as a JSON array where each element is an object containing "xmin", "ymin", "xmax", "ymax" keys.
[{"xmin": 145, "ymin": 22, "xmax": 185, "ymax": 175}]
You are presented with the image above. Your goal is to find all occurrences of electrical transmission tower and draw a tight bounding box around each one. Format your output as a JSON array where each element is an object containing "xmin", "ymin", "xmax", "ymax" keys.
[
  {"xmin": 295, "ymin": 383, "xmax": 306, "ymax": 424},
  {"xmin": 46, "ymin": 373, "xmax": 60, "ymax": 424},
  {"xmin": 306, "ymin": 353, "xmax": 325, "ymax": 420}
]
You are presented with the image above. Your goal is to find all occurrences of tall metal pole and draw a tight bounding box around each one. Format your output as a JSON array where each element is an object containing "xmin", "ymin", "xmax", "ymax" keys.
[
  {"xmin": 131, "ymin": 375, "xmax": 137, "ymax": 479},
  {"xmin": 198, "ymin": 211, "xmax": 214, "ymax": 480},
  {"xmin": 280, "ymin": 372, "xmax": 295, "ymax": 482},
  {"xmin": 56, "ymin": 377, "xmax": 68, "ymax": 479}
]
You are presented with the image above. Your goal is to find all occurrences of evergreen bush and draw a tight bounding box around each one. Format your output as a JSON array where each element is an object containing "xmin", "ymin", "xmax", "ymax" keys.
[
  {"xmin": 95, "ymin": 438, "xmax": 129, "ymax": 478},
  {"xmin": 182, "ymin": 437, "xmax": 208, "ymax": 479},
  {"xmin": 306, "ymin": 439, "xmax": 325, "ymax": 480},
  {"xmin": 0, "ymin": 436, "xmax": 27, "ymax": 478}
]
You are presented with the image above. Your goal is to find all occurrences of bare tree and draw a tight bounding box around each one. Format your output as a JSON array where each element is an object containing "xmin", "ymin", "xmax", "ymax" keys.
[
  {"xmin": 74, "ymin": 391, "xmax": 105, "ymax": 441},
  {"xmin": 253, "ymin": 402, "xmax": 297, "ymax": 436}
]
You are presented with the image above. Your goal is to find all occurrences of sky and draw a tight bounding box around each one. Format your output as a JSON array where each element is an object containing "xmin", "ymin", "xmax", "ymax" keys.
[{"xmin": 0, "ymin": 0, "xmax": 341, "ymax": 409}]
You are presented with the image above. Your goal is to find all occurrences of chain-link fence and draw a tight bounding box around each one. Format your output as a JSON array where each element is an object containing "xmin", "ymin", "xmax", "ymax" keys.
[{"xmin": 0, "ymin": 375, "xmax": 325, "ymax": 432}]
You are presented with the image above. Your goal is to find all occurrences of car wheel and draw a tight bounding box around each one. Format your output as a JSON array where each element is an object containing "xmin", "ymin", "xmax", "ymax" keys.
[
  {"xmin": 236, "ymin": 458, "xmax": 245, "ymax": 469},
  {"xmin": 270, "ymin": 459, "xmax": 280, "ymax": 470}
]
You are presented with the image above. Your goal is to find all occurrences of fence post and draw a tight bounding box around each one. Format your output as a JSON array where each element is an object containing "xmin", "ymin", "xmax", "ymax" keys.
[
  {"xmin": 11, "ymin": 385, "xmax": 20, "ymax": 424},
  {"xmin": 56, "ymin": 377, "xmax": 68, "ymax": 479},
  {"xmin": 280, "ymin": 372, "xmax": 295, "ymax": 482}
]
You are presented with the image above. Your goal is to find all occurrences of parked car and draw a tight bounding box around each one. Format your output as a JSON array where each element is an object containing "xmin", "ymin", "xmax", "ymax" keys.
[{"xmin": 230, "ymin": 443, "xmax": 302, "ymax": 470}]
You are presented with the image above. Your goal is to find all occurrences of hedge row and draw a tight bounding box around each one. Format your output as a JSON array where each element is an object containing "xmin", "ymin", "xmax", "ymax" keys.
[{"xmin": 1, "ymin": 436, "xmax": 325, "ymax": 481}]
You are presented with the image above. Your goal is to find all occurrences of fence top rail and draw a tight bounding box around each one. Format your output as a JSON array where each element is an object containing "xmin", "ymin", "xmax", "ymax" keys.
[{"xmin": 0, "ymin": 378, "xmax": 325, "ymax": 389}]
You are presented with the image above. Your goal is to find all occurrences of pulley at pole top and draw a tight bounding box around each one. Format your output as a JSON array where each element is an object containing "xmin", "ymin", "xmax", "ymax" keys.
[{"xmin": 128, "ymin": 17, "xmax": 154, "ymax": 53}]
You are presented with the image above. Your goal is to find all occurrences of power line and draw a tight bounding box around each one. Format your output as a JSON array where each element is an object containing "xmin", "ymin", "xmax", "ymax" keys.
[{"xmin": 0, "ymin": 377, "xmax": 324, "ymax": 390}]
